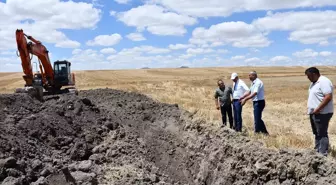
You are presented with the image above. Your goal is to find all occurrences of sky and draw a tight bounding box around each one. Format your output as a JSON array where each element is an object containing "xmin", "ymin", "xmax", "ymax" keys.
[{"xmin": 0, "ymin": 0, "xmax": 336, "ymax": 72}]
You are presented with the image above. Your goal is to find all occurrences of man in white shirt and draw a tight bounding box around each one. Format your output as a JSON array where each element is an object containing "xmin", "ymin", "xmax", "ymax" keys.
[
  {"xmin": 240, "ymin": 71, "xmax": 269, "ymax": 135},
  {"xmin": 305, "ymin": 67, "xmax": 334, "ymax": 156},
  {"xmin": 231, "ymin": 73, "xmax": 250, "ymax": 132}
]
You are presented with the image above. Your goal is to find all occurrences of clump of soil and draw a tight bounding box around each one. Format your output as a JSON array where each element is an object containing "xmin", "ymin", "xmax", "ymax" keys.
[{"xmin": 0, "ymin": 88, "xmax": 336, "ymax": 185}]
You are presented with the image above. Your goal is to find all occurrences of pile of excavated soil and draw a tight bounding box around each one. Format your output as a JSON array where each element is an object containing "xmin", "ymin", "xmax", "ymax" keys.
[{"xmin": 1, "ymin": 88, "xmax": 336, "ymax": 185}]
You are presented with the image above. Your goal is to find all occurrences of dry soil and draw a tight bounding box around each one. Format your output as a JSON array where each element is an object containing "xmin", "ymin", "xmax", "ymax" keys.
[{"xmin": 1, "ymin": 88, "xmax": 336, "ymax": 185}]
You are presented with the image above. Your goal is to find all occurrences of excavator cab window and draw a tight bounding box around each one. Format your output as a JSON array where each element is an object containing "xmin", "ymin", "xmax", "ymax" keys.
[
  {"xmin": 54, "ymin": 61, "xmax": 71, "ymax": 87},
  {"xmin": 54, "ymin": 63, "xmax": 67, "ymax": 75}
]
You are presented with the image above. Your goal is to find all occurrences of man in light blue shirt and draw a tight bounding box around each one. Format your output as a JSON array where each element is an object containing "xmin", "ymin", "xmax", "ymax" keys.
[{"xmin": 240, "ymin": 71, "xmax": 269, "ymax": 135}]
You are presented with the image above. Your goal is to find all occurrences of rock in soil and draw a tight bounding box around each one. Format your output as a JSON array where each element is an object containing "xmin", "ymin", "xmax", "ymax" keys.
[{"xmin": 1, "ymin": 88, "xmax": 336, "ymax": 185}]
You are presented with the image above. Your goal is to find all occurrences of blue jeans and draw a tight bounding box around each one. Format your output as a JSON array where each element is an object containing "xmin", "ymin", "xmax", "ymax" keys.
[
  {"xmin": 233, "ymin": 100, "xmax": 243, "ymax": 132},
  {"xmin": 253, "ymin": 100, "xmax": 268, "ymax": 134}
]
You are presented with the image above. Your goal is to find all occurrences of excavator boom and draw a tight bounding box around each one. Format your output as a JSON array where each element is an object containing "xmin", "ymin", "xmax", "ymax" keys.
[
  {"xmin": 16, "ymin": 29, "xmax": 33, "ymax": 86},
  {"xmin": 16, "ymin": 29, "xmax": 54, "ymax": 87}
]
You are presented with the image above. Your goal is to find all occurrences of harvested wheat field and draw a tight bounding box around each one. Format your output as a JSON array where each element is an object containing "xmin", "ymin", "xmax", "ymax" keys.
[{"xmin": 1, "ymin": 66, "xmax": 336, "ymax": 184}]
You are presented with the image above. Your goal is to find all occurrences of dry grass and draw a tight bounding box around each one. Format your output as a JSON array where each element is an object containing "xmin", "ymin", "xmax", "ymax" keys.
[{"xmin": 1, "ymin": 66, "xmax": 336, "ymax": 153}]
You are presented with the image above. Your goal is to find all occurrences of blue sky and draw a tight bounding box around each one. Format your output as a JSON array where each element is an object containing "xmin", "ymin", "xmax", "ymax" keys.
[{"xmin": 0, "ymin": 0, "xmax": 336, "ymax": 72}]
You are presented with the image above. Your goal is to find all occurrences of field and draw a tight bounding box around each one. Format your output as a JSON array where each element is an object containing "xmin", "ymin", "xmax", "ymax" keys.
[{"xmin": 1, "ymin": 66, "xmax": 336, "ymax": 153}]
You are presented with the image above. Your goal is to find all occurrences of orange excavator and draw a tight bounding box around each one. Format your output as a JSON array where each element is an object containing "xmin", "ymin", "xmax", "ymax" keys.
[{"xmin": 15, "ymin": 29, "xmax": 77, "ymax": 100}]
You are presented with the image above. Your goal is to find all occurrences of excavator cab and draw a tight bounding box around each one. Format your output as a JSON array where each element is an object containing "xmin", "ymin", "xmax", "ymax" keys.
[{"xmin": 53, "ymin": 60, "xmax": 75, "ymax": 88}]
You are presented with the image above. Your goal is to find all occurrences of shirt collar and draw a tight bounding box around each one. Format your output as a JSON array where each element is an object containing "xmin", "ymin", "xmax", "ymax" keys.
[
  {"xmin": 312, "ymin": 76, "xmax": 322, "ymax": 85},
  {"xmin": 252, "ymin": 78, "xmax": 258, "ymax": 84}
]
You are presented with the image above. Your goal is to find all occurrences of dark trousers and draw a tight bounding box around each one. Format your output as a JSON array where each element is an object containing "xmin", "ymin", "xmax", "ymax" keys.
[
  {"xmin": 220, "ymin": 104, "xmax": 233, "ymax": 128},
  {"xmin": 253, "ymin": 100, "xmax": 268, "ymax": 134},
  {"xmin": 310, "ymin": 113, "xmax": 333, "ymax": 156},
  {"xmin": 233, "ymin": 100, "xmax": 243, "ymax": 132}
]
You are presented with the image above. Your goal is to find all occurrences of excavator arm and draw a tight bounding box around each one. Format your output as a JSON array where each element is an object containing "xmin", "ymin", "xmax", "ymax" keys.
[
  {"xmin": 16, "ymin": 29, "xmax": 33, "ymax": 86},
  {"xmin": 16, "ymin": 29, "xmax": 54, "ymax": 87}
]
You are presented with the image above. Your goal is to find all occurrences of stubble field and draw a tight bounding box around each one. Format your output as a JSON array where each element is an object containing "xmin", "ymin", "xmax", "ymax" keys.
[{"xmin": 1, "ymin": 66, "xmax": 336, "ymax": 154}]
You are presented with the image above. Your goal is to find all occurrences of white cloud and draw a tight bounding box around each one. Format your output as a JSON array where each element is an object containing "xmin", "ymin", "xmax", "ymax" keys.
[
  {"xmin": 105, "ymin": 49, "xmax": 181, "ymax": 69},
  {"xmin": 0, "ymin": 55, "xmax": 22, "ymax": 72},
  {"xmin": 117, "ymin": 45, "xmax": 171, "ymax": 56},
  {"xmin": 319, "ymin": 51, "xmax": 332, "ymax": 57},
  {"xmin": 151, "ymin": 0, "xmax": 336, "ymax": 18},
  {"xmin": 319, "ymin": 41, "xmax": 330, "ymax": 46},
  {"xmin": 189, "ymin": 21, "xmax": 271, "ymax": 48},
  {"xmin": 116, "ymin": 4, "xmax": 197, "ymax": 36},
  {"xmin": 86, "ymin": 34, "xmax": 122, "ymax": 46},
  {"xmin": 100, "ymin": 48, "xmax": 117, "ymax": 54},
  {"xmin": 114, "ymin": 0, "xmax": 130, "ymax": 4},
  {"xmin": 72, "ymin": 49, "xmax": 82, "ymax": 55},
  {"xmin": 217, "ymin": 49, "xmax": 229, "ymax": 54},
  {"xmin": 0, "ymin": 51, "xmax": 15, "ymax": 55},
  {"xmin": 249, "ymin": 48, "xmax": 260, "ymax": 53},
  {"xmin": 186, "ymin": 48, "xmax": 215, "ymax": 55},
  {"xmin": 0, "ymin": 0, "xmax": 101, "ymax": 50},
  {"xmin": 292, "ymin": 49, "xmax": 334, "ymax": 63},
  {"xmin": 270, "ymin": 56, "xmax": 292, "ymax": 62},
  {"xmin": 179, "ymin": 54, "xmax": 193, "ymax": 59},
  {"xmin": 293, "ymin": 49, "xmax": 319, "ymax": 58},
  {"xmin": 169, "ymin": 44, "xmax": 193, "ymax": 50},
  {"xmin": 245, "ymin": 57, "xmax": 262, "ymax": 63},
  {"xmin": 55, "ymin": 40, "xmax": 81, "ymax": 48},
  {"xmin": 253, "ymin": 10, "xmax": 336, "ymax": 45},
  {"xmin": 126, "ymin": 33, "xmax": 146, "ymax": 41},
  {"xmin": 65, "ymin": 49, "xmax": 108, "ymax": 70},
  {"xmin": 231, "ymin": 55, "xmax": 246, "ymax": 60},
  {"xmin": 110, "ymin": 10, "xmax": 117, "ymax": 16},
  {"xmin": 104, "ymin": 46, "xmax": 231, "ymax": 69}
]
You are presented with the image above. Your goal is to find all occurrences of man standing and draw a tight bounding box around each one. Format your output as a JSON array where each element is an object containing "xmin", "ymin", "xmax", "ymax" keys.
[
  {"xmin": 305, "ymin": 67, "xmax": 334, "ymax": 156},
  {"xmin": 240, "ymin": 71, "xmax": 269, "ymax": 135},
  {"xmin": 231, "ymin": 73, "xmax": 250, "ymax": 132},
  {"xmin": 214, "ymin": 79, "xmax": 234, "ymax": 128}
]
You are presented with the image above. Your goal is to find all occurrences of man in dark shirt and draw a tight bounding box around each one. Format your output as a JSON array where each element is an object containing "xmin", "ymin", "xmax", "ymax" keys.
[{"xmin": 215, "ymin": 79, "xmax": 234, "ymax": 128}]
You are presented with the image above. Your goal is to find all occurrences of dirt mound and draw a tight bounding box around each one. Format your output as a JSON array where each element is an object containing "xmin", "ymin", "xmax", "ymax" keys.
[{"xmin": 1, "ymin": 88, "xmax": 336, "ymax": 185}]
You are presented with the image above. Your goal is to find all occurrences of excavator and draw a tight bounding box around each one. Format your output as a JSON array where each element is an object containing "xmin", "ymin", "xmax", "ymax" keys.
[{"xmin": 15, "ymin": 29, "xmax": 78, "ymax": 100}]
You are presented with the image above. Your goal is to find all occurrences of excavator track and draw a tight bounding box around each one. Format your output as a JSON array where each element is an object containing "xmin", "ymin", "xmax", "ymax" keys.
[
  {"xmin": 43, "ymin": 87, "xmax": 79, "ymax": 96},
  {"xmin": 15, "ymin": 86, "xmax": 78, "ymax": 101}
]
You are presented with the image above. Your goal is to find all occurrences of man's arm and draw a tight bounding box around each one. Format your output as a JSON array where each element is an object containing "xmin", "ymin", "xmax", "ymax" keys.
[
  {"xmin": 215, "ymin": 98, "xmax": 220, "ymax": 109},
  {"xmin": 313, "ymin": 81, "xmax": 333, "ymax": 114},
  {"xmin": 241, "ymin": 82, "xmax": 260, "ymax": 105},
  {"xmin": 239, "ymin": 91, "xmax": 251, "ymax": 101},
  {"xmin": 313, "ymin": 94, "xmax": 332, "ymax": 114},
  {"xmin": 239, "ymin": 81, "xmax": 251, "ymax": 100},
  {"xmin": 242, "ymin": 92, "xmax": 257, "ymax": 102},
  {"xmin": 214, "ymin": 91, "xmax": 220, "ymax": 110}
]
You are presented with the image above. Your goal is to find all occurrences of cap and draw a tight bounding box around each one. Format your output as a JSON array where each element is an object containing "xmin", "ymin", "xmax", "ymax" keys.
[{"xmin": 231, "ymin": 73, "xmax": 238, "ymax": 80}]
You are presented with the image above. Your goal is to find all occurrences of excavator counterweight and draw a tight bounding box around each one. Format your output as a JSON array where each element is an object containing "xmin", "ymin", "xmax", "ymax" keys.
[{"xmin": 15, "ymin": 29, "xmax": 77, "ymax": 100}]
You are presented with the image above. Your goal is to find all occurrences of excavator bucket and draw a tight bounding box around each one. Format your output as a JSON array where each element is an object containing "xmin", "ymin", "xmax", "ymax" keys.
[{"xmin": 15, "ymin": 86, "xmax": 44, "ymax": 101}]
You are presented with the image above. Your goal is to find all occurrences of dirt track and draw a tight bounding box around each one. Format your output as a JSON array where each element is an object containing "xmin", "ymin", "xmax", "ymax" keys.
[{"xmin": 1, "ymin": 88, "xmax": 336, "ymax": 185}]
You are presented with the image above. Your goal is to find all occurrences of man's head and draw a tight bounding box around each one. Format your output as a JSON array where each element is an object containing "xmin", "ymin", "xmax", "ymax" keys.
[
  {"xmin": 217, "ymin": 79, "xmax": 225, "ymax": 89},
  {"xmin": 249, "ymin": 71, "xmax": 257, "ymax": 81},
  {"xmin": 305, "ymin": 67, "xmax": 320, "ymax": 83},
  {"xmin": 231, "ymin": 73, "xmax": 238, "ymax": 82}
]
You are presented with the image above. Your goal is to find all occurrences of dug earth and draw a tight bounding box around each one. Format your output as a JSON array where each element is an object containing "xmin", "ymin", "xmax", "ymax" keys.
[{"xmin": 0, "ymin": 88, "xmax": 336, "ymax": 185}]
